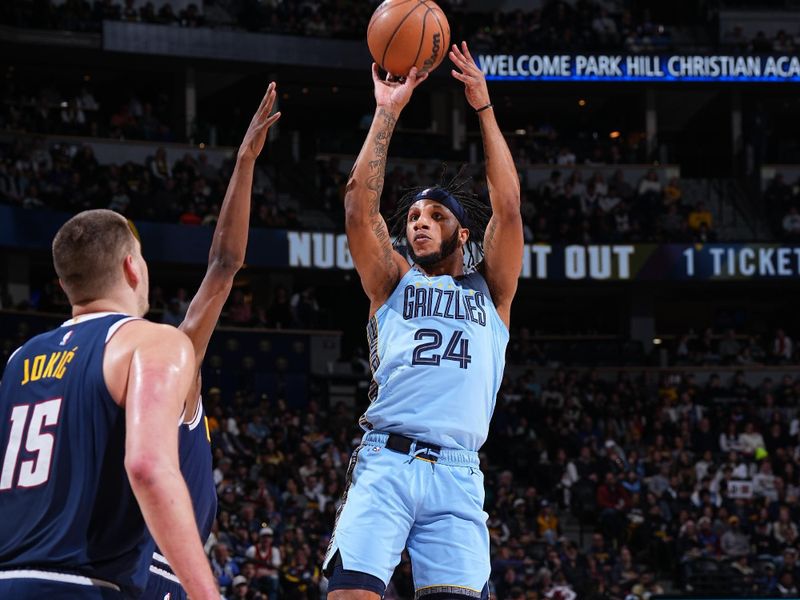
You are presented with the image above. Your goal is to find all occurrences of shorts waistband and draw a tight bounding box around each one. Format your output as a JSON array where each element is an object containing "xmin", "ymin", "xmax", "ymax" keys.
[
  {"xmin": 362, "ymin": 431, "xmax": 479, "ymax": 467},
  {"xmin": 0, "ymin": 569, "xmax": 121, "ymax": 591}
]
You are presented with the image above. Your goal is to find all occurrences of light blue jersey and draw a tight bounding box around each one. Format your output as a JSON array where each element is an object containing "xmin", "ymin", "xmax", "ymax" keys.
[{"xmin": 360, "ymin": 266, "xmax": 509, "ymax": 451}]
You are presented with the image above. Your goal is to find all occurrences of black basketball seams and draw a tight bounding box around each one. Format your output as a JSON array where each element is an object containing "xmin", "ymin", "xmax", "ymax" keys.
[
  {"xmin": 367, "ymin": 0, "xmax": 415, "ymax": 39},
  {"xmin": 426, "ymin": 4, "xmax": 450, "ymax": 55},
  {"xmin": 411, "ymin": 9, "xmax": 431, "ymax": 71},
  {"xmin": 380, "ymin": 1, "xmax": 426, "ymax": 73}
]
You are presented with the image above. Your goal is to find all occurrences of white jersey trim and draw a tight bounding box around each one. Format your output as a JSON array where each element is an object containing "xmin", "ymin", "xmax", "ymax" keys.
[
  {"xmin": 152, "ymin": 551, "xmax": 170, "ymax": 566},
  {"xmin": 7, "ymin": 346, "xmax": 22, "ymax": 364},
  {"xmin": 61, "ymin": 311, "xmax": 126, "ymax": 327},
  {"xmin": 149, "ymin": 564, "xmax": 181, "ymax": 585},
  {"xmin": 105, "ymin": 316, "xmax": 142, "ymax": 343},
  {"xmin": 0, "ymin": 569, "xmax": 121, "ymax": 591},
  {"xmin": 185, "ymin": 397, "xmax": 204, "ymax": 430}
]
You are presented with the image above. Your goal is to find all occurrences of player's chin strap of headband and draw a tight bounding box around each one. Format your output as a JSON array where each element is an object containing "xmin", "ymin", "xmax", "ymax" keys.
[{"xmin": 414, "ymin": 187, "xmax": 471, "ymax": 229}]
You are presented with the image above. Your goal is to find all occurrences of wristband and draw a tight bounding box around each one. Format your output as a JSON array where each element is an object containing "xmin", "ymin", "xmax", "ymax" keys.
[{"xmin": 475, "ymin": 103, "xmax": 494, "ymax": 113}]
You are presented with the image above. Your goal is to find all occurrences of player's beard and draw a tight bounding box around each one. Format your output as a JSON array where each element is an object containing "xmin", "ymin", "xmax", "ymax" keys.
[{"xmin": 409, "ymin": 228, "xmax": 461, "ymax": 267}]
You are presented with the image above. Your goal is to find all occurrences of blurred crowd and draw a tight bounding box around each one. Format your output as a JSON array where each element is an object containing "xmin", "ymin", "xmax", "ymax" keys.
[
  {"xmin": 669, "ymin": 328, "xmax": 798, "ymax": 368},
  {"xmin": 0, "ymin": 137, "xmax": 306, "ymax": 229},
  {"xmin": 2, "ymin": 310, "xmax": 800, "ymax": 599},
  {"xmin": 522, "ymin": 168, "xmax": 715, "ymax": 244},
  {"xmin": 764, "ymin": 172, "xmax": 800, "ymax": 242},
  {"xmin": 1, "ymin": 135, "xmax": 728, "ymax": 245},
  {"xmin": 487, "ymin": 367, "xmax": 800, "ymax": 597},
  {"xmin": 0, "ymin": 81, "xmax": 176, "ymax": 142},
  {"xmin": 175, "ymin": 364, "xmax": 800, "ymax": 599},
  {"xmin": 0, "ymin": 1, "xmax": 678, "ymax": 54},
  {"xmin": 722, "ymin": 25, "xmax": 799, "ymax": 54},
  {"xmin": 467, "ymin": 2, "xmax": 672, "ymax": 55}
]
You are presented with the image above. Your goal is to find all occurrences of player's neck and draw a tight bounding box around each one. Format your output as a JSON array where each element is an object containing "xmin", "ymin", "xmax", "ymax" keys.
[
  {"xmin": 71, "ymin": 296, "xmax": 139, "ymax": 319},
  {"xmin": 416, "ymin": 254, "xmax": 465, "ymax": 278}
]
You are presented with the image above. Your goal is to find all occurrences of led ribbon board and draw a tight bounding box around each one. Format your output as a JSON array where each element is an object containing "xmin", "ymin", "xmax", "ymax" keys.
[{"xmin": 478, "ymin": 54, "xmax": 800, "ymax": 82}]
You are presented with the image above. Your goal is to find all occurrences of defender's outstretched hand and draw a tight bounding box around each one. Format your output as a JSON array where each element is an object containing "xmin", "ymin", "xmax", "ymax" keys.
[
  {"xmin": 450, "ymin": 42, "xmax": 491, "ymax": 111},
  {"xmin": 238, "ymin": 82, "xmax": 281, "ymax": 161},
  {"xmin": 372, "ymin": 63, "xmax": 428, "ymax": 112}
]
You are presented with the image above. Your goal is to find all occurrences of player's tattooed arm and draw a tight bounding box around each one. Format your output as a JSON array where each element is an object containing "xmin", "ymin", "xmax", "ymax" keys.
[
  {"xmin": 451, "ymin": 41, "xmax": 522, "ymax": 327},
  {"xmin": 344, "ymin": 65, "xmax": 427, "ymax": 313}
]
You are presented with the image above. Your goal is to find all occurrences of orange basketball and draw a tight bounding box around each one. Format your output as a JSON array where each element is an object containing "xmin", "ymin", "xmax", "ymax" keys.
[{"xmin": 367, "ymin": 0, "xmax": 451, "ymax": 77}]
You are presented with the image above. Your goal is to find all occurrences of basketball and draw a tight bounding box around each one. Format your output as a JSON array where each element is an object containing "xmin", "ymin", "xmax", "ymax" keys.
[{"xmin": 367, "ymin": 0, "xmax": 450, "ymax": 77}]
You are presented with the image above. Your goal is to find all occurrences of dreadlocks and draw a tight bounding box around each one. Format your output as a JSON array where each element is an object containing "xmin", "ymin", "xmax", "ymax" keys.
[{"xmin": 387, "ymin": 166, "xmax": 493, "ymax": 269}]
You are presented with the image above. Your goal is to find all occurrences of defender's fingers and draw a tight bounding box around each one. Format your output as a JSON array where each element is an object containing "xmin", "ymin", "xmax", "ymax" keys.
[
  {"xmin": 257, "ymin": 82, "xmax": 276, "ymax": 111},
  {"xmin": 265, "ymin": 112, "xmax": 281, "ymax": 127}
]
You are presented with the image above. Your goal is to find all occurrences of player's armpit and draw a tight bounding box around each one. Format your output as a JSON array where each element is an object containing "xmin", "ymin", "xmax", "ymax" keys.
[{"xmin": 481, "ymin": 211, "xmax": 523, "ymax": 328}]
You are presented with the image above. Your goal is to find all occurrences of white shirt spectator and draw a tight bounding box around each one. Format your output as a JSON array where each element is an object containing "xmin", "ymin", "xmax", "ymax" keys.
[
  {"xmin": 638, "ymin": 177, "xmax": 662, "ymax": 196},
  {"xmin": 557, "ymin": 149, "xmax": 576, "ymax": 166},
  {"xmin": 753, "ymin": 467, "xmax": 778, "ymax": 501},
  {"xmin": 738, "ymin": 430, "xmax": 765, "ymax": 455},
  {"xmin": 773, "ymin": 331, "xmax": 793, "ymax": 361},
  {"xmin": 592, "ymin": 14, "xmax": 618, "ymax": 36},
  {"xmin": 783, "ymin": 211, "xmax": 800, "ymax": 234},
  {"xmin": 719, "ymin": 433, "xmax": 743, "ymax": 453},
  {"xmin": 245, "ymin": 544, "xmax": 282, "ymax": 567}
]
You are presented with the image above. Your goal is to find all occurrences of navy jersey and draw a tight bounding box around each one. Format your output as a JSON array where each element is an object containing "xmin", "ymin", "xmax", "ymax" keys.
[
  {"xmin": 0, "ymin": 312, "xmax": 150, "ymax": 596},
  {"xmin": 147, "ymin": 400, "xmax": 216, "ymax": 590}
]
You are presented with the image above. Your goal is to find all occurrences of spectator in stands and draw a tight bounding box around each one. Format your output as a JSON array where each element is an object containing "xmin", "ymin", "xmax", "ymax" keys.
[
  {"xmin": 245, "ymin": 527, "xmax": 280, "ymax": 598},
  {"xmin": 739, "ymin": 422, "xmax": 766, "ymax": 457},
  {"xmin": 290, "ymin": 287, "xmax": 320, "ymax": 329},
  {"xmin": 597, "ymin": 471, "xmax": 631, "ymax": 543},
  {"xmin": 781, "ymin": 207, "xmax": 800, "ymax": 240},
  {"xmin": 211, "ymin": 543, "xmax": 240, "ymax": 591},
  {"xmin": 688, "ymin": 202, "xmax": 713, "ymax": 231},
  {"xmin": 772, "ymin": 329, "xmax": 794, "ymax": 364},
  {"xmin": 719, "ymin": 329, "xmax": 741, "ymax": 364},
  {"xmin": 556, "ymin": 147, "xmax": 576, "ymax": 167},
  {"xmin": 721, "ymin": 516, "xmax": 750, "ymax": 558},
  {"xmin": 772, "ymin": 506, "xmax": 799, "ymax": 549}
]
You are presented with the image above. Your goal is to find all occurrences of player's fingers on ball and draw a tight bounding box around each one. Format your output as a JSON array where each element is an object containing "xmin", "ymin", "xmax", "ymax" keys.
[{"xmin": 371, "ymin": 62, "xmax": 381, "ymax": 82}]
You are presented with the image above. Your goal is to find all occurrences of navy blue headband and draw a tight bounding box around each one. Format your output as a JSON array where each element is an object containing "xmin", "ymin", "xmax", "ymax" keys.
[{"xmin": 413, "ymin": 187, "xmax": 471, "ymax": 228}]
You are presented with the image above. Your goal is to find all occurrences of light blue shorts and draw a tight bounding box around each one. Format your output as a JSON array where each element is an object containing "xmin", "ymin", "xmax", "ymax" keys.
[{"xmin": 323, "ymin": 431, "xmax": 489, "ymax": 598}]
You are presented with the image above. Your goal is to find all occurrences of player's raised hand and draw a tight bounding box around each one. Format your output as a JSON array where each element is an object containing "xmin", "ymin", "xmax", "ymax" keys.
[
  {"xmin": 450, "ymin": 42, "xmax": 491, "ymax": 111},
  {"xmin": 238, "ymin": 82, "xmax": 281, "ymax": 161},
  {"xmin": 372, "ymin": 63, "xmax": 428, "ymax": 112}
]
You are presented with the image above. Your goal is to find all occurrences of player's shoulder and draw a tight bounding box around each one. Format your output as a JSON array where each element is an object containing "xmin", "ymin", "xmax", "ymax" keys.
[{"xmin": 108, "ymin": 319, "xmax": 193, "ymax": 353}]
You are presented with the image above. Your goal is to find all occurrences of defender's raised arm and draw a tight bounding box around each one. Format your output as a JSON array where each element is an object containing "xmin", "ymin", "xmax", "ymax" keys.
[
  {"xmin": 345, "ymin": 64, "xmax": 427, "ymax": 314},
  {"xmin": 450, "ymin": 42, "xmax": 523, "ymax": 327},
  {"xmin": 181, "ymin": 83, "xmax": 280, "ymax": 370}
]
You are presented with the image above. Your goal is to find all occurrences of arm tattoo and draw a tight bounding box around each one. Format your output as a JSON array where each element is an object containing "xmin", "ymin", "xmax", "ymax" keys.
[
  {"xmin": 485, "ymin": 219, "xmax": 499, "ymax": 252},
  {"xmin": 366, "ymin": 108, "xmax": 397, "ymax": 217},
  {"xmin": 365, "ymin": 108, "xmax": 398, "ymax": 271}
]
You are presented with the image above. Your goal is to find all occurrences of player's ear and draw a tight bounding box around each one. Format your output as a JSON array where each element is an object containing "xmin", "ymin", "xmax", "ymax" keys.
[
  {"xmin": 460, "ymin": 227, "xmax": 470, "ymax": 246},
  {"xmin": 122, "ymin": 254, "xmax": 140, "ymax": 289}
]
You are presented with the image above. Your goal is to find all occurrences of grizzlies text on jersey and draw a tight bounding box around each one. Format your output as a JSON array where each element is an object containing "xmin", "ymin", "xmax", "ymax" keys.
[
  {"xmin": 0, "ymin": 312, "xmax": 148, "ymax": 597},
  {"xmin": 360, "ymin": 267, "xmax": 509, "ymax": 451}
]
